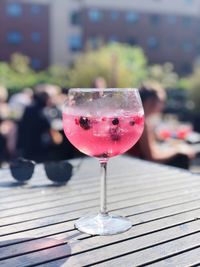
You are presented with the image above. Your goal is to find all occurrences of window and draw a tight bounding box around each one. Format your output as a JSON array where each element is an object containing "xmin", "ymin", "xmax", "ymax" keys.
[
  {"xmin": 69, "ymin": 35, "xmax": 82, "ymax": 51},
  {"xmin": 7, "ymin": 31, "xmax": 23, "ymax": 44},
  {"xmin": 147, "ymin": 36, "xmax": 159, "ymax": 49},
  {"xmin": 167, "ymin": 15, "xmax": 177, "ymax": 24},
  {"xmin": 31, "ymin": 32, "xmax": 41, "ymax": 43},
  {"xmin": 126, "ymin": 11, "xmax": 139, "ymax": 23},
  {"xmin": 167, "ymin": 37, "xmax": 176, "ymax": 48},
  {"xmin": 88, "ymin": 9, "xmax": 102, "ymax": 22},
  {"xmin": 88, "ymin": 36, "xmax": 104, "ymax": 49},
  {"xmin": 109, "ymin": 36, "xmax": 118, "ymax": 43},
  {"xmin": 127, "ymin": 37, "xmax": 137, "ymax": 46},
  {"xmin": 182, "ymin": 41, "xmax": 193, "ymax": 52},
  {"xmin": 182, "ymin": 16, "xmax": 192, "ymax": 27},
  {"xmin": 31, "ymin": 58, "xmax": 42, "ymax": 69},
  {"xmin": 31, "ymin": 5, "xmax": 42, "ymax": 15},
  {"xmin": 110, "ymin": 11, "xmax": 119, "ymax": 21},
  {"xmin": 150, "ymin": 14, "xmax": 161, "ymax": 25},
  {"xmin": 88, "ymin": 36, "xmax": 99, "ymax": 49},
  {"xmin": 6, "ymin": 3, "xmax": 22, "ymax": 17},
  {"xmin": 71, "ymin": 11, "xmax": 81, "ymax": 25},
  {"xmin": 185, "ymin": 0, "xmax": 193, "ymax": 4}
]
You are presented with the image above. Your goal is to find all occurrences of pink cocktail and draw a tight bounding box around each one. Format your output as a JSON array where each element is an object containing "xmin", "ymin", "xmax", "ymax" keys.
[
  {"xmin": 62, "ymin": 88, "xmax": 144, "ymax": 235},
  {"xmin": 63, "ymin": 113, "xmax": 144, "ymax": 159}
]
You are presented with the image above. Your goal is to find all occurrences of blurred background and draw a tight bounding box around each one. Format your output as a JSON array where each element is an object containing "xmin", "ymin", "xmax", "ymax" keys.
[{"xmin": 1, "ymin": 0, "xmax": 200, "ymax": 170}]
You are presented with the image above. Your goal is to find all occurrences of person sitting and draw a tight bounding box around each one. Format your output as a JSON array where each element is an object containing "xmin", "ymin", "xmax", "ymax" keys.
[
  {"xmin": 0, "ymin": 119, "xmax": 7, "ymax": 166},
  {"xmin": 17, "ymin": 88, "xmax": 64, "ymax": 162},
  {"xmin": 92, "ymin": 77, "xmax": 107, "ymax": 88},
  {"xmin": 0, "ymin": 85, "xmax": 17, "ymax": 160},
  {"xmin": 128, "ymin": 82, "xmax": 195, "ymax": 169},
  {"xmin": 8, "ymin": 88, "xmax": 33, "ymax": 119}
]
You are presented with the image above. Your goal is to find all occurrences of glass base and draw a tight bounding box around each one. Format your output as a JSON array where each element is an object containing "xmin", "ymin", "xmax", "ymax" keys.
[{"xmin": 75, "ymin": 213, "xmax": 132, "ymax": 235}]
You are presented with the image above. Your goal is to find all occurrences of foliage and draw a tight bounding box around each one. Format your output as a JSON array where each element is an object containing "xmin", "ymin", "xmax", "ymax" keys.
[
  {"xmin": 147, "ymin": 62, "xmax": 179, "ymax": 88},
  {"xmin": 10, "ymin": 53, "xmax": 31, "ymax": 74},
  {"xmin": 0, "ymin": 53, "xmax": 38, "ymax": 94},
  {"xmin": 68, "ymin": 43, "xmax": 148, "ymax": 88},
  {"xmin": 178, "ymin": 77, "xmax": 190, "ymax": 90},
  {"xmin": 0, "ymin": 45, "xmax": 183, "ymax": 96},
  {"xmin": 0, "ymin": 53, "xmax": 70, "ymax": 94},
  {"xmin": 40, "ymin": 65, "xmax": 70, "ymax": 87}
]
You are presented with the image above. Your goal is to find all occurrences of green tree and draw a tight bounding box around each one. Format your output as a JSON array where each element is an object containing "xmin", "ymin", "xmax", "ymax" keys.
[
  {"xmin": 0, "ymin": 53, "xmax": 71, "ymax": 94},
  {"xmin": 147, "ymin": 62, "xmax": 179, "ymax": 88},
  {"xmin": 68, "ymin": 43, "xmax": 148, "ymax": 88},
  {"xmin": 0, "ymin": 53, "xmax": 39, "ymax": 93},
  {"xmin": 10, "ymin": 53, "xmax": 31, "ymax": 74},
  {"xmin": 39, "ymin": 65, "xmax": 70, "ymax": 87}
]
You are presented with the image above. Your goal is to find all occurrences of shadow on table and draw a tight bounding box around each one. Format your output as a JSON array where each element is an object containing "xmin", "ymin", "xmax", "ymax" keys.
[
  {"xmin": 0, "ymin": 236, "xmax": 73, "ymax": 266},
  {"xmin": 0, "ymin": 158, "xmax": 76, "ymax": 188}
]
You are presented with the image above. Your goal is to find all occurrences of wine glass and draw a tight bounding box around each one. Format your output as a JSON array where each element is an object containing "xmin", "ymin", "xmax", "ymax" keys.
[{"xmin": 62, "ymin": 88, "xmax": 144, "ymax": 235}]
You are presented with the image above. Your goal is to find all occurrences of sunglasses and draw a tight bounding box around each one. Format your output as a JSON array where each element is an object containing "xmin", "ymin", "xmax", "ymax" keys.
[{"xmin": 9, "ymin": 158, "xmax": 73, "ymax": 185}]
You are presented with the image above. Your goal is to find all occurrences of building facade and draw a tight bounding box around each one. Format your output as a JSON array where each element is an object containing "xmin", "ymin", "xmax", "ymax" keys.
[
  {"xmin": 0, "ymin": 0, "xmax": 49, "ymax": 69},
  {"xmin": 1, "ymin": 0, "xmax": 200, "ymax": 73}
]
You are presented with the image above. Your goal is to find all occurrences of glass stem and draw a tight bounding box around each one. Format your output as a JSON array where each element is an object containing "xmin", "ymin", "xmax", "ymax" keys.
[{"xmin": 100, "ymin": 160, "xmax": 108, "ymax": 215}]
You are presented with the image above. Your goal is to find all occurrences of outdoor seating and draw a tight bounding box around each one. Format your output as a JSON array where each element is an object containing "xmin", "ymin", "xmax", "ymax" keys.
[{"xmin": 0, "ymin": 156, "xmax": 200, "ymax": 266}]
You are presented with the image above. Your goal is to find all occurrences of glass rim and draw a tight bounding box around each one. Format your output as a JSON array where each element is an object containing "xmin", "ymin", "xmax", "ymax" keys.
[{"xmin": 68, "ymin": 88, "xmax": 139, "ymax": 93}]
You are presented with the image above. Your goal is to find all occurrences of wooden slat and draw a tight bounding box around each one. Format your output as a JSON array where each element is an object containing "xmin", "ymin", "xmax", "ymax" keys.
[
  {"xmin": 0, "ymin": 205, "xmax": 199, "ymax": 259},
  {"xmin": 2, "ymin": 213, "xmax": 200, "ymax": 267},
  {"xmin": 89, "ymin": 231, "xmax": 200, "ymax": 267},
  {"xmin": 0, "ymin": 156, "xmax": 200, "ymax": 267},
  {"xmin": 0, "ymin": 172, "xmax": 193, "ymax": 219},
  {"xmin": 150, "ymin": 247, "xmax": 200, "ymax": 267},
  {"xmin": 1, "ymin": 187, "xmax": 200, "ymax": 249},
  {"xmin": 0, "ymin": 169, "xmax": 189, "ymax": 209},
  {"xmin": 0, "ymin": 166, "xmax": 176, "ymax": 203},
  {"xmin": 1, "ymin": 199, "xmax": 200, "ymax": 264},
  {"xmin": 0, "ymin": 156, "xmax": 188, "ymax": 194},
  {"xmin": 0, "ymin": 162, "xmax": 184, "ymax": 192},
  {"xmin": 0, "ymin": 184, "xmax": 200, "ymax": 246},
  {"xmin": 0, "ymin": 166, "xmax": 192, "ymax": 206},
  {"xmin": 1, "ymin": 179, "xmax": 200, "ymax": 234},
  {"xmin": 1, "ymin": 176, "xmax": 200, "ymax": 236}
]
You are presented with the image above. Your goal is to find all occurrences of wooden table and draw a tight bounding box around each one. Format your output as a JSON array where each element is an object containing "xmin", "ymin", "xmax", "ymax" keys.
[{"xmin": 1, "ymin": 156, "xmax": 200, "ymax": 267}]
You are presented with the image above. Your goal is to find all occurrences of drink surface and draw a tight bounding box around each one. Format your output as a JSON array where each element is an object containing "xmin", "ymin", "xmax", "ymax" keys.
[{"xmin": 63, "ymin": 112, "xmax": 144, "ymax": 158}]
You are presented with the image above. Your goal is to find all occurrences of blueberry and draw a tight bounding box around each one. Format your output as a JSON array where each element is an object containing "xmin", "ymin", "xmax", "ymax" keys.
[
  {"xmin": 112, "ymin": 118, "xmax": 119, "ymax": 125},
  {"xmin": 129, "ymin": 120, "xmax": 135, "ymax": 126},
  {"xmin": 79, "ymin": 117, "xmax": 91, "ymax": 130},
  {"xmin": 110, "ymin": 127, "xmax": 121, "ymax": 141}
]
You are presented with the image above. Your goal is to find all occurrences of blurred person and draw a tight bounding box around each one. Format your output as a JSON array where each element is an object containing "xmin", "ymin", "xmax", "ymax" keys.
[
  {"xmin": 128, "ymin": 82, "xmax": 195, "ymax": 169},
  {"xmin": 34, "ymin": 83, "xmax": 61, "ymax": 95},
  {"xmin": 17, "ymin": 89, "xmax": 63, "ymax": 162},
  {"xmin": 0, "ymin": 85, "xmax": 17, "ymax": 160},
  {"xmin": 0, "ymin": 118, "xmax": 7, "ymax": 165},
  {"xmin": 0, "ymin": 119, "xmax": 17, "ymax": 160},
  {"xmin": 35, "ymin": 83, "xmax": 62, "ymax": 121},
  {"xmin": 9, "ymin": 88, "xmax": 33, "ymax": 119},
  {"xmin": 91, "ymin": 77, "xmax": 108, "ymax": 100},
  {"xmin": 35, "ymin": 83, "xmax": 61, "ymax": 105},
  {"xmin": 0, "ymin": 85, "xmax": 9, "ymax": 119},
  {"xmin": 34, "ymin": 84, "xmax": 78, "ymax": 161},
  {"xmin": 92, "ymin": 77, "xmax": 107, "ymax": 88}
]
